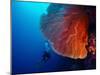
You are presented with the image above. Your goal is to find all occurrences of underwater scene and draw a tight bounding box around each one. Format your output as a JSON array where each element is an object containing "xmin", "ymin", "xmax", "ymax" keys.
[{"xmin": 12, "ymin": 0, "xmax": 96, "ymax": 74}]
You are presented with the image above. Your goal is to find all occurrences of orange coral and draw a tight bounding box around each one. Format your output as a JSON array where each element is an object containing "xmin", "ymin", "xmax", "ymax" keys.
[{"xmin": 53, "ymin": 7, "xmax": 89, "ymax": 59}]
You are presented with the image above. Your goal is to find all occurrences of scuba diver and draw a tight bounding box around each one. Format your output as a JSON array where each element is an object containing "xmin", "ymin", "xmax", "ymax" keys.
[
  {"xmin": 35, "ymin": 41, "xmax": 51, "ymax": 69},
  {"xmin": 41, "ymin": 50, "xmax": 51, "ymax": 63},
  {"xmin": 41, "ymin": 41, "xmax": 51, "ymax": 63}
]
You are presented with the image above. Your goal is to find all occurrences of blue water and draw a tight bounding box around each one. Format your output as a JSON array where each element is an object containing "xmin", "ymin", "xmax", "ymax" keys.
[{"xmin": 12, "ymin": 0, "xmax": 93, "ymax": 74}]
